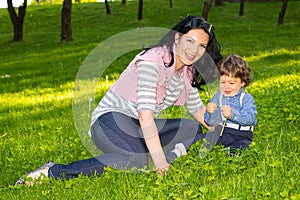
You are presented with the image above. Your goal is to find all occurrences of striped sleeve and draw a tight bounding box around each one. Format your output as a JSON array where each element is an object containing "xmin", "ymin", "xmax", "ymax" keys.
[
  {"xmin": 186, "ymin": 87, "xmax": 204, "ymax": 114},
  {"xmin": 136, "ymin": 61, "xmax": 159, "ymax": 112},
  {"xmin": 163, "ymin": 73, "xmax": 184, "ymax": 106}
]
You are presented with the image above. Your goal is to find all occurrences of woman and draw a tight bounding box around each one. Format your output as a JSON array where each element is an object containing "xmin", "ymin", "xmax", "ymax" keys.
[{"xmin": 15, "ymin": 15, "xmax": 222, "ymax": 185}]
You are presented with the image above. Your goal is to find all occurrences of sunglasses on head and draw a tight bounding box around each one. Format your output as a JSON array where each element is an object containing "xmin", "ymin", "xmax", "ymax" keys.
[{"xmin": 184, "ymin": 17, "xmax": 214, "ymax": 35}]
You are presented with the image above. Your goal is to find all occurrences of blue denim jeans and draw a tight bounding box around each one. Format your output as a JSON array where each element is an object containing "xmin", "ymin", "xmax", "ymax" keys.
[{"xmin": 49, "ymin": 112, "xmax": 204, "ymax": 179}]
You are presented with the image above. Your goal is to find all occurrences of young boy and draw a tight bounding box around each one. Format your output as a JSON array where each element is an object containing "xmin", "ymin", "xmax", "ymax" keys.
[{"xmin": 204, "ymin": 54, "xmax": 257, "ymax": 152}]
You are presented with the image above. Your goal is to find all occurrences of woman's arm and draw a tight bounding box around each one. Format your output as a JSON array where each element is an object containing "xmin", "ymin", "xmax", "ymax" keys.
[
  {"xmin": 192, "ymin": 107, "xmax": 210, "ymax": 129},
  {"xmin": 136, "ymin": 60, "xmax": 169, "ymax": 174},
  {"xmin": 138, "ymin": 110, "xmax": 169, "ymax": 174}
]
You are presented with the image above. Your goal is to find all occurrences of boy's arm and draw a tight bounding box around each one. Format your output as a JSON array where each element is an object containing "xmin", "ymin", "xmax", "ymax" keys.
[
  {"xmin": 204, "ymin": 92, "xmax": 223, "ymax": 126},
  {"xmin": 229, "ymin": 94, "xmax": 257, "ymax": 126},
  {"xmin": 204, "ymin": 108, "xmax": 223, "ymax": 126}
]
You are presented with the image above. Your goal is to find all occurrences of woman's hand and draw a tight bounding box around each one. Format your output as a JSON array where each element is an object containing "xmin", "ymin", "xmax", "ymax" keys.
[
  {"xmin": 192, "ymin": 107, "xmax": 210, "ymax": 129},
  {"xmin": 207, "ymin": 126, "xmax": 215, "ymax": 132},
  {"xmin": 206, "ymin": 102, "xmax": 217, "ymax": 113},
  {"xmin": 156, "ymin": 163, "xmax": 170, "ymax": 175}
]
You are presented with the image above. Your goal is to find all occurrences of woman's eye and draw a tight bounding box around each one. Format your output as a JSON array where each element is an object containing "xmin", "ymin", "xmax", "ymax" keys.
[
  {"xmin": 199, "ymin": 44, "xmax": 207, "ymax": 49},
  {"xmin": 186, "ymin": 39, "xmax": 193, "ymax": 43}
]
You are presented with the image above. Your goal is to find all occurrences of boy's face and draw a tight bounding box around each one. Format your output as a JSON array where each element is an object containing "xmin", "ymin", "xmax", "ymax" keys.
[{"xmin": 220, "ymin": 74, "xmax": 245, "ymax": 97}]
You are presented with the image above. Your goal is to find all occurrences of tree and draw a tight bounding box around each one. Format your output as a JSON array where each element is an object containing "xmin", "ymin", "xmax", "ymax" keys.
[
  {"xmin": 7, "ymin": 0, "xmax": 27, "ymax": 41},
  {"xmin": 202, "ymin": 0, "xmax": 213, "ymax": 20},
  {"xmin": 121, "ymin": 0, "xmax": 126, "ymax": 5},
  {"xmin": 169, "ymin": 0, "xmax": 173, "ymax": 8},
  {"xmin": 239, "ymin": 0, "xmax": 244, "ymax": 16},
  {"xmin": 137, "ymin": 0, "xmax": 143, "ymax": 20},
  {"xmin": 215, "ymin": 0, "xmax": 224, "ymax": 7},
  {"xmin": 105, "ymin": 0, "xmax": 111, "ymax": 14},
  {"xmin": 61, "ymin": 0, "xmax": 73, "ymax": 41},
  {"xmin": 278, "ymin": 0, "xmax": 288, "ymax": 25}
]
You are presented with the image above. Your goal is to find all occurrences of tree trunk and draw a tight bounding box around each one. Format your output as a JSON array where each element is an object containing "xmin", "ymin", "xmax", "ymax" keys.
[
  {"xmin": 121, "ymin": 0, "xmax": 126, "ymax": 5},
  {"xmin": 7, "ymin": 0, "xmax": 27, "ymax": 41},
  {"xmin": 169, "ymin": 0, "xmax": 173, "ymax": 8},
  {"xmin": 202, "ymin": 0, "xmax": 213, "ymax": 20},
  {"xmin": 239, "ymin": 0, "xmax": 244, "ymax": 16},
  {"xmin": 215, "ymin": 0, "xmax": 224, "ymax": 6},
  {"xmin": 137, "ymin": 0, "xmax": 143, "ymax": 21},
  {"xmin": 278, "ymin": 0, "xmax": 288, "ymax": 25},
  {"xmin": 61, "ymin": 0, "xmax": 73, "ymax": 41},
  {"xmin": 105, "ymin": 0, "xmax": 111, "ymax": 14}
]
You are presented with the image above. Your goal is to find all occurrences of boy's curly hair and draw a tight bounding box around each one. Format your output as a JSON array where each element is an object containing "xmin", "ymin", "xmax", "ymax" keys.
[{"xmin": 218, "ymin": 54, "xmax": 252, "ymax": 87}]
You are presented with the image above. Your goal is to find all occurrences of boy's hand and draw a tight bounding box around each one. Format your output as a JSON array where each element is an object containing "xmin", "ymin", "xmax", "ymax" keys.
[
  {"xmin": 221, "ymin": 105, "xmax": 232, "ymax": 118},
  {"xmin": 207, "ymin": 102, "xmax": 217, "ymax": 113}
]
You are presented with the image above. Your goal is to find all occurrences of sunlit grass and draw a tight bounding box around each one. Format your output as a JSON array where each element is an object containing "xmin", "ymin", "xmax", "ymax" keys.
[{"xmin": 0, "ymin": 83, "xmax": 74, "ymax": 106}]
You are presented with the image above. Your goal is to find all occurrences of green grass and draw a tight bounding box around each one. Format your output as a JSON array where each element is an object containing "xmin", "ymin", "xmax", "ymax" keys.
[{"xmin": 0, "ymin": 0, "xmax": 300, "ymax": 199}]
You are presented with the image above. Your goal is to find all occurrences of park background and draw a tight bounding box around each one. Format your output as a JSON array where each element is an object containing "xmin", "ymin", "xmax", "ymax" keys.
[{"xmin": 0, "ymin": 0, "xmax": 299, "ymax": 199}]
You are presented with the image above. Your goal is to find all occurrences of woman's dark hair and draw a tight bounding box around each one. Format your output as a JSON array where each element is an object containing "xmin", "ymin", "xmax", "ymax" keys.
[{"xmin": 142, "ymin": 15, "xmax": 223, "ymax": 89}]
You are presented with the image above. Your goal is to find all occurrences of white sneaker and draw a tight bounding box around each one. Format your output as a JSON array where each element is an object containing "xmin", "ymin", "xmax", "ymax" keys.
[
  {"xmin": 14, "ymin": 161, "xmax": 55, "ymax": 186},
  {"xmin": 172, "ymin": 143, "xmax": 187, "ymax": 158}
]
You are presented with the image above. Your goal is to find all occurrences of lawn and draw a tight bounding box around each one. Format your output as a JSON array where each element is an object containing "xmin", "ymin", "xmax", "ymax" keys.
[{"xmin": 0, "ymin": 0, "xmax": 299, "ymax": 199}]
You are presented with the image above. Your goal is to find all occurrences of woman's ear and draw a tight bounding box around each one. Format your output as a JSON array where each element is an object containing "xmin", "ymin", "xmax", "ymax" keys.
[{"xmin": 175, "ymin": 33, "xmax": 180, "ymax": 44}]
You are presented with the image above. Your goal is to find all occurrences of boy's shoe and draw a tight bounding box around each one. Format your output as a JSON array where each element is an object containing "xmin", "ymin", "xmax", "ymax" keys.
[{"xmin": 14, "ymin": 161, "xmax": 55, "ymax": 186}]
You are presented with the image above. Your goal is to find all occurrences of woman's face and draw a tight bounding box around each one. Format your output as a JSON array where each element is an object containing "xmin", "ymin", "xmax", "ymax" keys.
[{"xmin": 175, "ymin": 29, "xmax": 209, "ymax": 68}]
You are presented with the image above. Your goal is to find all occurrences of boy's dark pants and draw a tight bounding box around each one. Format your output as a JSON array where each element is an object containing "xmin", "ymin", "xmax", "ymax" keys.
[{"xmin": 218, "ymin": 127, "xmax": 253, "ymax": 149}]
